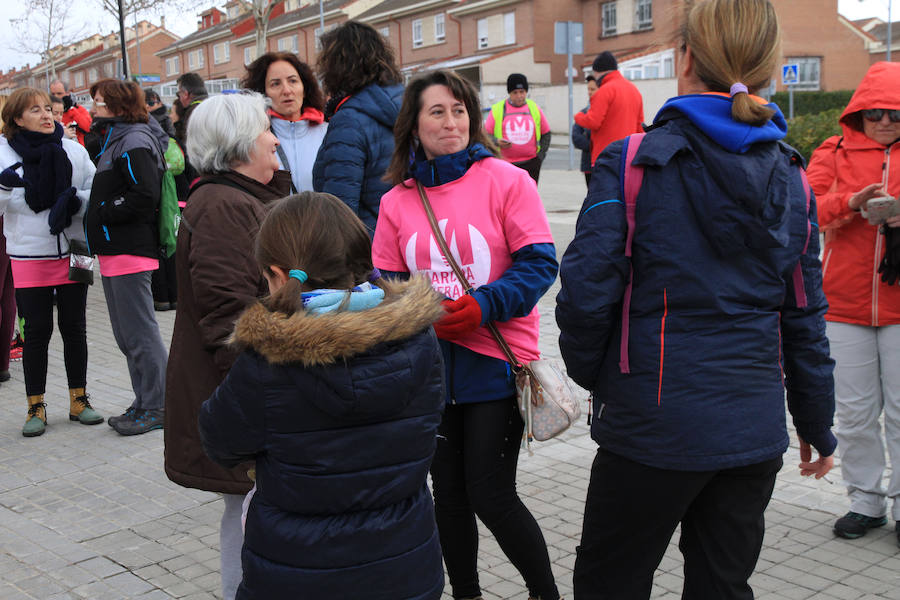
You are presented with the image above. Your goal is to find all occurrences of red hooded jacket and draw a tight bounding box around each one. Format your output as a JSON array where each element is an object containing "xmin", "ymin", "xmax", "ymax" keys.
[
  {"xmin": 807, "ymin": 62, "xmax": 900, "ymax": 326},
  {"xmin": 573, "ymin": 70, "xmax": 644, "ymax": 165}
]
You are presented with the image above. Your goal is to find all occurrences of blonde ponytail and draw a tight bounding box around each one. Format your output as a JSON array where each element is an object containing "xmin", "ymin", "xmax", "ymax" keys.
[{"xmin": 684, "ymin": 0, "xmax": 781, "ymax": 126}]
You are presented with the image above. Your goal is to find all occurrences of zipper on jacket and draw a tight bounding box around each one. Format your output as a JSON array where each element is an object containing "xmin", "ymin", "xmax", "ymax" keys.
[
  {"xmin": 872, "ymin": 145, "xmax": 892, "ymax": 326},
  {"xmin": 657, "ymin": 288, "xmax": 667, "ymax": 406},
  {"xmin": 822, "ymin": 247, "xmax": 833, "ymax": 280},
  {"xmin": 99, "ymin": 201, "xmax": 110, "ymax": 241},
  {"xmin": 449, "ymin": 343, "xmax": 456, "ymax": 404}
]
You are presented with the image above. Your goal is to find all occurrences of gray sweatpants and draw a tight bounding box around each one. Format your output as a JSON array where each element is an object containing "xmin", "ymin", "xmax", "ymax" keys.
[
  {"xmin": 828, "ymin": 321, "xmax": 900, "ymax": 522},
  {"xmin": 101, "ymin": 271, "xmax": 168, "ymax": 411},
  {"xmin": 221, "ymin": 493, "xmax": 244, "ymax": 600}
]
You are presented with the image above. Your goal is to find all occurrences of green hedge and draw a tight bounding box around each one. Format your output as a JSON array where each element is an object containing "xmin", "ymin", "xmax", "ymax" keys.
[
  {"xmin": 784, "ymin": 108, "xmax": 843, "ymax": 163},
  {"xmin": 771, "ymin": 90, "xmax": 854, "ymax": 117}
]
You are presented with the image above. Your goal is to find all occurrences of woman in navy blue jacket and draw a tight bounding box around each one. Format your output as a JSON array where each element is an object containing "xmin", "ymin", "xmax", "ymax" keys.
[
  {"xmin": 557, "ymin": 1, "xmax": 836, "ymax": 598},
  {"xmin": 312, "ymin": 21, "xmax": 403, "ymax": 235},
  {"xmin": 199, "ymin": 192, "xmax": 445, "ymax": 600}
]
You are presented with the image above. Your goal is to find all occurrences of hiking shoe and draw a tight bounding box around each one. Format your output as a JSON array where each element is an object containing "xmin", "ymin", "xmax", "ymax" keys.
[
  {"xmin": 108, "ymin": 407, "xmax": 138, "ymax": 428},
  {"xmin": 833, "ymin": 511, "xmax": 887, "ymax": 539},
  {"xmin": 69, "ymin": 394, "xmax": 104, "ymax": 425},
  {"xmin": 153, "ymin": 301, "xmax": 172, "ymax": 311},
  {"xmin": 111, "ymin": 409, "xmax": 164, "ymax": 436},
  {"xmin": 0, "ymin": 370, "xmax": 9, "ymax": 382},
  {"xmin": 22, "ymin": 399, "xmax": 47, "ymax": 437}
]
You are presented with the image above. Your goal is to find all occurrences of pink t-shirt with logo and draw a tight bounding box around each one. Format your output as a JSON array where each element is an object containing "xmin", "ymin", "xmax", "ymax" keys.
[
  {"xmin": 372, "ymin": 157, "xmax": 554, "ymax": 364},
  {"xmin": 484, "ymin": 100, "xmax": 551, "ymax": 163}
]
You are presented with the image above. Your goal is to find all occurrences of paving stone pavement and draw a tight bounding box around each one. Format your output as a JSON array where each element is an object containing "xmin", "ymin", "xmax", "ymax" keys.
[{"xmin": 0, "ymin": 166, "xmax": 897, "ymax": 599}]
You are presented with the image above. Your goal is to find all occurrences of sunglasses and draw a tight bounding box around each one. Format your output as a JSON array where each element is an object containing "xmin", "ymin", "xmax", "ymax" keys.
[{"xmin": 862, "ymin": 109, "xmax": 900, "ymax": 123}]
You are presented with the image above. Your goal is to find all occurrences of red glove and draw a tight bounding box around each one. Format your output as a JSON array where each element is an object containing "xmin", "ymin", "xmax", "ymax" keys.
[{"xmin": 433, "ymin": 295, "xmax": 482, "ymax": 341}]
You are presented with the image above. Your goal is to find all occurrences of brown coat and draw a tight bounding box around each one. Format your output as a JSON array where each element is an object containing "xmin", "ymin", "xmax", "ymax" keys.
[{"xmin": 164, "ymin": 169, "xmax": 291, "ymax": 494}]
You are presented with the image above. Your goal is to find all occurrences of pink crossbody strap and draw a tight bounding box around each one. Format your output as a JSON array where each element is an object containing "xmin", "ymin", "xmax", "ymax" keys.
[
  {"xmin": 790, "ymin": 169, "xmax": 812, "ymax": 309},
  {"xmin": 619, "ymin": 133, "xmax": 646, "ymax": 374}
]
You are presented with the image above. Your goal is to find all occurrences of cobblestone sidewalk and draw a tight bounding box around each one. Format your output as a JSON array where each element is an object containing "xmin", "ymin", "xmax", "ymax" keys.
[{"xmin": 0, "ymin": 166, "xmax": 897, "ymax": 599}]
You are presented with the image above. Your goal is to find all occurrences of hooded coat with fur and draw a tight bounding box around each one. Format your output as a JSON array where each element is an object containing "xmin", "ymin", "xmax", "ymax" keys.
[{"xmin": 199, "ymin": 276, "xmax": 446, "ymax": 600}]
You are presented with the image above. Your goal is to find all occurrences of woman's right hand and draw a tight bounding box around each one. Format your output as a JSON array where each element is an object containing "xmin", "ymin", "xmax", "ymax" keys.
[{"xmin": 848, "ymin": 182, "xmax": 888, "ymax": 211}]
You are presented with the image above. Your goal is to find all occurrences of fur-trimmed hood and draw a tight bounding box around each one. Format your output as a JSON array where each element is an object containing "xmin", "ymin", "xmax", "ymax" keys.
[{"xmin": 231, "ymin": 275, "xmax": 445, "ymax": 366}]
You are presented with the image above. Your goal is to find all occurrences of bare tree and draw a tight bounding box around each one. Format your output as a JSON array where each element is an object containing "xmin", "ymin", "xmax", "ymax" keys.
[
  {"xmin": 96, "ymin": 0, "xmax": 190, "ymax": 23},
  {"xmin": 10, "ymin": 0, "xmax": 87, "ymax": 84},
  {"xmin": 239, "ymin": 0, "xmax": 278, "ymax": 58}
]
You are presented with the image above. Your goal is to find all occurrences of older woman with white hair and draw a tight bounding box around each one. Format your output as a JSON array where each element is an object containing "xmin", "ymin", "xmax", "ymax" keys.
[{"xmin": 163, "ymin": 92, "xmax": 291, "ymax": 600}]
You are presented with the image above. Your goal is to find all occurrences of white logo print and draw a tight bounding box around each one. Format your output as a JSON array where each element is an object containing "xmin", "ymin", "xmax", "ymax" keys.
[
  {"xmin": 504, "ymin": 116, "xmax": 535, "ymax": 145},
  {"xmin": 405, "ymin": 219, "xmax": 491, "ymax": 299}
]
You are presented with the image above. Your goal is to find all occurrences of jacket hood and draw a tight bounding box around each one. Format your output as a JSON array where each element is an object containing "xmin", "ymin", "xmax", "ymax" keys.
[
  {"xmin": 654, "ymin": 94, "xmax": 787, "ymax": 154},
  {"xmin": 839, "ymin": 61, "xmax": 900, "ymax": 143},
  {"xmin": 342, "ymin": 83, "xmax": 404, "ymax": 130},
  {"xmin": 98, "ymin": 118, "xmax": 169, "ymax": 165},
  {"xmin": 643, "ymin": 112, "xmax": 799, "ymax": 257},
  {"xmin": 231, "ymin": 276, "xmax": 444, "ymax": 420},
  {"xmin": 231, "ymin": 275, "xmax": 444, "ymax": 366}
]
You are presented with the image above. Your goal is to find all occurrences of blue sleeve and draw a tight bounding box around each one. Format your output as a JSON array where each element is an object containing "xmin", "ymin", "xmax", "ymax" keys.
[
  {"xmin": 555, "ymin": 141, "xmax": 629, "ymax": 390},
  {"xmin": 470, "ymin": 242, "xmax": 558, "ymax": 324},
  {"xmin": 572, "ymin": 112, "xmax": 591, "ymax": 153},
  {"xmin": 312, "ymin": 115, "xmax": 365, "ymax": 216},
  {"xmin": 199, "ymin": 352, "xmax": 267, "ymax": 468},
  {"xmin": 780, "ymin": 176, "xmax": 836, "ymax": 443}
]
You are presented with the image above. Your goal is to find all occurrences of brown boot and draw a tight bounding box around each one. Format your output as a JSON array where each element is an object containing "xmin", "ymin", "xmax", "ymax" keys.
[
  {"xmin": 23, "ymin": 394, "xmax": 46, "ymax": 437},
  {"xmin": 68, "ymin": 388, "xmax": 104, "ymax": 425}
]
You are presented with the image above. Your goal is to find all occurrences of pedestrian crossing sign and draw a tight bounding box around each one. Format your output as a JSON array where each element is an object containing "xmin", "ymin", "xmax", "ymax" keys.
[{"xmin": 782, "ymin": 64, "xmax": 799, "ymax": 86}]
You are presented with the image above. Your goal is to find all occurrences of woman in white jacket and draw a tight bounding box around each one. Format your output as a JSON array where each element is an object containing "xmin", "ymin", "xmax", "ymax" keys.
[{"xmin": 0, "ymin": 87, "xmax": 103, "ymax": 437}]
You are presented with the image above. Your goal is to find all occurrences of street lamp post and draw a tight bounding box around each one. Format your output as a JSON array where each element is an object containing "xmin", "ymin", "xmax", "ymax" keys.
[{"xmin": 864, "ymin": 0, "xmax": 893, "ymax": 61}]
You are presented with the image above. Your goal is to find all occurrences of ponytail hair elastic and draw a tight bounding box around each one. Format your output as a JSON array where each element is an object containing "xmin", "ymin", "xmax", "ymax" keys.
[
  {"xmin": 729, "ymin": 82, "xmax": 749, "ymax": 97},
  {"xmin": 368, "ymin": 267, "xmax": 382, "ymax": 283},
  {"xmin": 288, "ymin": 269, "xmax": 308, "ymax": 284}
]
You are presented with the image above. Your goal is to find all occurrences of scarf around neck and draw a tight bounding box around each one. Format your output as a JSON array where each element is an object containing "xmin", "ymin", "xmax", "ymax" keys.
[
  {"xmin": 411, "ymin": 143, "xmax": 493, "ymax": 187},
  {"xmin": 8, "ymin": 122, "xmax": 73, "ymax": 213}
]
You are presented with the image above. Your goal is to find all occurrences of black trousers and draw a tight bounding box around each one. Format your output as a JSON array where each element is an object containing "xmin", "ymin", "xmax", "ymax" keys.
[
  {"xmin": 151, "ymin": 251, "xmax": 177, "ymax": 304},
  {"xmin": 513, "ymin": 156, "xmax": 543, "ymax": 183},
  {"xmin": 15, "ymin": 283, "xmax": 88, "ymax": 395},
  {"xmin": 574, "ymin": 448, "xmax": 782, "ymax": 600},
  {"xmin": 431, "ymin": 398, "xmax": 559, "ymax": 600}
]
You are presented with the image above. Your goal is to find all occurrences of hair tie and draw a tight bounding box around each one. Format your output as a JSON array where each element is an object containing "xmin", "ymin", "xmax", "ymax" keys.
[
  {"xmin": 368, "ymin": 267, "xmax": 381, "ymax": 283},
  {"xmin": 729, "ymin": 83, "xmax": 749, "ymax": 97},
  {"xmin": 288, "ymin": 269, "xmax": 308, "ymax": 283}
]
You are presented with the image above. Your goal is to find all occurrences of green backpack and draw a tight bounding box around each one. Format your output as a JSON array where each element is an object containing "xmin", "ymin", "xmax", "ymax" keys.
[{"xmin": 159, "ymin": 138, "xmax": 184, "ymax": 258}]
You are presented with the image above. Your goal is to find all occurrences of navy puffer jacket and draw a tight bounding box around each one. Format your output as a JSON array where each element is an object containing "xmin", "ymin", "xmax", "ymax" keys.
[
  {"xmin": 199, "ymin": 276, "xmax": 446, "ymax": 599},
  {"xmin": 557, "ymin": 96, "xmax": 835, "ymax": 472},
  {"xmin": 313, "ymin": 83, "xmax": 403, "ymax": 234}
]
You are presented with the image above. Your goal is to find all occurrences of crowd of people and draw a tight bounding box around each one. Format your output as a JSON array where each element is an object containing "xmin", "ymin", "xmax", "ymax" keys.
[{"xmin": 0, "ymin": 0, "xmax": 898, "ymax": 598}]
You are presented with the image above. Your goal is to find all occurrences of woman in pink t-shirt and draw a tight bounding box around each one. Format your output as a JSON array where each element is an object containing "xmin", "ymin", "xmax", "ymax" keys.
[
  {"xmin": 0, "ymin": 88, "xmax": 103, "ymax": 437},
  {"xmin": 373, "ymin": 70, "xmax": 560, "ymax": 600}
]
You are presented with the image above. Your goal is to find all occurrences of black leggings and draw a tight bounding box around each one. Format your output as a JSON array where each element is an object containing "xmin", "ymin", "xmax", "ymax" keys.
[
  {"xmin": 15, "ymin": 283, "xmax": 88, "ymax": 396},
  {"xmin": 431, "ymin": 398, "xmax": 559, "ymax": 600}
]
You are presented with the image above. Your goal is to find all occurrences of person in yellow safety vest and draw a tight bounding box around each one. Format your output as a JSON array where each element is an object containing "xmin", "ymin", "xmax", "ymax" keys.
[{"xmin": 484, "ymin": 73, "xmax": 552, "ymax": 183}]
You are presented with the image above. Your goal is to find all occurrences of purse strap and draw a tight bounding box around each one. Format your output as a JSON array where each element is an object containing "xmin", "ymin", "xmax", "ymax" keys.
[{"xmin": 415, "ymin": 181, "xmax": 525, "ymax": 371}]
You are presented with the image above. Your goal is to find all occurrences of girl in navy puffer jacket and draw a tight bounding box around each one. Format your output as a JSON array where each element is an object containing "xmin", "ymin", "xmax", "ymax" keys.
[{"xmin": 199, "ymin": 192, "xmax": 445, "ymax": 600}]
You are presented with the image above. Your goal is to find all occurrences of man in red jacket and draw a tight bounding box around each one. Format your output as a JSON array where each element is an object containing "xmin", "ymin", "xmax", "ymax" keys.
[
  {"xmin": 49, "ymin": 80, "xmax": 92, "ymax": 148},
  {"xmin": 574, "ymin": 52, "xmax": 644, "ymax": 167}
]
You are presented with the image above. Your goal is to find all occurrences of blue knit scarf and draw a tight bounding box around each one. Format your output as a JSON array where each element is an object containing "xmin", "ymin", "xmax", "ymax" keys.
[
  {"xmin": 410, "ymin": 143, "xmax": 494, "ymax": 187},
  {"xmin": 8, "ymin": 122, "xmax": 73, "ymax": 214}
]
